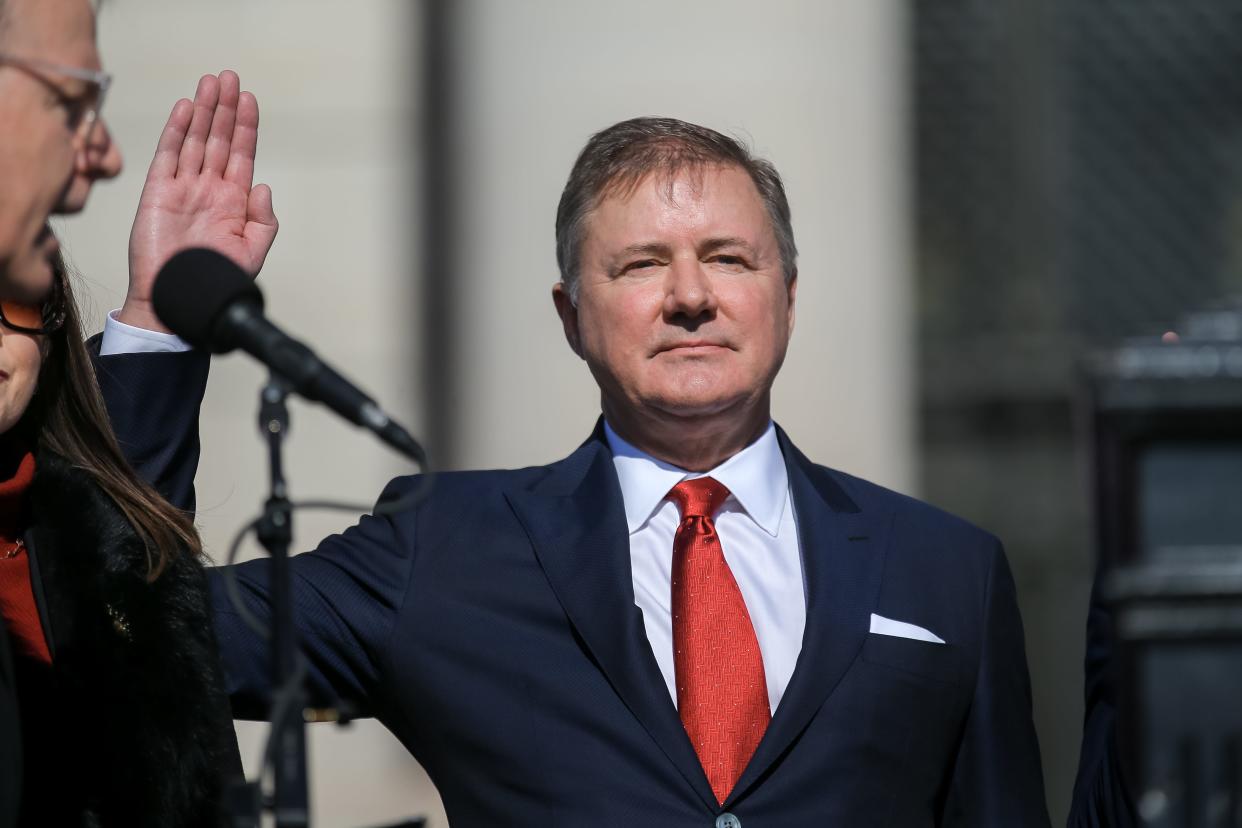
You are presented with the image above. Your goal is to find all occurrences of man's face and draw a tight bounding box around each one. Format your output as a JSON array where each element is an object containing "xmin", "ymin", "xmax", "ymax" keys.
[
  {"xmin": 0, "ymin": 0, "xmax": 122, "ymax": 300},
  {"xmin": 556, "ymin": 164, "xmax": 796, "ymax": 431}
]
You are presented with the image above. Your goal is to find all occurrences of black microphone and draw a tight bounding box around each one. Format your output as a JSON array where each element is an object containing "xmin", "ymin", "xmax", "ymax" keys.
[{"xmin": 152, "ymin": 248, "xmax": 424, "ymax": 463}]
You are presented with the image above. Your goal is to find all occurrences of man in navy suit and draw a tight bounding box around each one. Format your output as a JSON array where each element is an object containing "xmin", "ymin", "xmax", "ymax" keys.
[{"xmin": 96, "ymin": 86, "xmax": 1051, "ymax": 825}]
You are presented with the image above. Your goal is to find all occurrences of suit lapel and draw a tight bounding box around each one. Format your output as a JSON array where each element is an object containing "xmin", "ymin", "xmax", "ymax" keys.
[
  {"xmin": 504, "ymin": 429, "xmax": 719, "ymax": 810},
  {"xmin": 725, "ymin": 429, "xmax": 891, "ymax": 805}
]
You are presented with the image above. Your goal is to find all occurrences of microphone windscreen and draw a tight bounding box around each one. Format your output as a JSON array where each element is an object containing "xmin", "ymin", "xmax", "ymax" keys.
[{"xmin": 152, "ymin": 248, "xmax": 263, "ymax": 349}]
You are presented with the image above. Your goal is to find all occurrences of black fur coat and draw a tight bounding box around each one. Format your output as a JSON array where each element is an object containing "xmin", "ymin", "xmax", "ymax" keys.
[{"xmin": 14, "ymin": 450, "xmax": 240, "ymax": 827}]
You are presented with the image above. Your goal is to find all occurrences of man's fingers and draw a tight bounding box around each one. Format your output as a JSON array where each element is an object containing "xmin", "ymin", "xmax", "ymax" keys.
[
  {"xmin": 177, "ymin": 73, "xmax": 219, "ymax": 178},
  {"xmin": 148, "ymin": 98, "xmax": 193, "ymax": 180},
  {"xmin": 246, "ymin": 183, "xmax": 278, "ymax": 231},
  {"xmin": 252, "ymin": 181, "xmax": 275, "ymax": 211},
  {"xmin": 243, "ymin": 184, "xmax": 279, "ymax": 275},
  {"xmin": 202, "ymin": 70, "xmax": 241, "ymax": 176},
  {"xmin": 224, "ymin": 90, "xmax": 260, "ymax": 188}
]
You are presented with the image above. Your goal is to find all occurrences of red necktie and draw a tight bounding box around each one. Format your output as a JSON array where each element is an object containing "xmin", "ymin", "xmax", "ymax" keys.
[{"xmin": 669, "ymin": 477, "xmax": 770, "ymax": 804}]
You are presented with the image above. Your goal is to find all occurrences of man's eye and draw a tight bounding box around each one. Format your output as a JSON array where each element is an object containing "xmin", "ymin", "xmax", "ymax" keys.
[
  {"xmin": 624, "ymin": 260, "xmax": 660, "ymax": 273},
  {"xmin": 62, "ymin": 103, "xmax": 85, "ymax": 129},
  {"xmin": 46, "ymin": 90, "xmax": 86, "ymax": 129},
  {"xmin": 710, "ymin": 255, "xmax": 747, "ymax": 268}
]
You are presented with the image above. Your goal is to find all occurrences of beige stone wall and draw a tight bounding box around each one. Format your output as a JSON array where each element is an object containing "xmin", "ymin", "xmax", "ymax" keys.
[{"xmin": 54, "ymin": 2, "xmax": 910, "ymax": 825}]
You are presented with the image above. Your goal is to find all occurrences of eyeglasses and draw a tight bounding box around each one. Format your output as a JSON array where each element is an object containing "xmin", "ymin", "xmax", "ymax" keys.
[
  {"xmin": 0, "ymin": 277, "xmax": 66, "ymax": 336},
  {"xmin": 0, "ymin": 53, "xmax": 111, "ymax": 146}
]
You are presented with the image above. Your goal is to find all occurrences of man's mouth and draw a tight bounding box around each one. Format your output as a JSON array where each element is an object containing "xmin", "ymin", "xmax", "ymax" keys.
[
  {"xmin": 36, "ymin": 225, "xmax": 59, "ymax": 255},
  {"xmin": 658, "ymin": 341, "xmax": 730, "ymax": 354},
  {"xmin": 42, "ymin": 239, "xmax": 59, "ymax": 260}
]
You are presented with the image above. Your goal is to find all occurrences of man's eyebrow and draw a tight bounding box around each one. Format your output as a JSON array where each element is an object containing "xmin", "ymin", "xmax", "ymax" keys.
[
  {"xmin": 699, "ymin": 237, "xmax": 758, "ymax": 255},
  {"xmin": 610, "ymin": 237, "xmax": 758, "ymax": 263},
  {"xmin": 614, "ymin": 242, "xmax": 672, "ymax": 260}
]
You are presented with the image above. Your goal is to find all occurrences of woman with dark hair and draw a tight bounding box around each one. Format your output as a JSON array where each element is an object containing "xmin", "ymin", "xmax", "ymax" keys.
[{"xmin": 0, "ymin": 247, "xmax": 239, "ymax": 827}]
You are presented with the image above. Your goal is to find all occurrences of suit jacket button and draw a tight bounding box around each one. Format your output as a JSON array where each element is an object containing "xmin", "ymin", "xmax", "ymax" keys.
[{"xmin": 716, "ymin": 814, "xmax": 741, "ymax": 828}]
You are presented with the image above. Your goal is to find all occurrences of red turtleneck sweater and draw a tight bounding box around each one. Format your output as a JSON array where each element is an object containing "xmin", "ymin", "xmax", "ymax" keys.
[{"xmin": 0, "ymin": 447, "xmax": 51, "ymax": 664}]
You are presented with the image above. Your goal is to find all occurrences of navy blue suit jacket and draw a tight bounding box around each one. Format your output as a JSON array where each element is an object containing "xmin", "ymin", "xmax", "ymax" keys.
[{"xmin": 97, "ymin": 350, "xmax": 1050, "ymax": 827}]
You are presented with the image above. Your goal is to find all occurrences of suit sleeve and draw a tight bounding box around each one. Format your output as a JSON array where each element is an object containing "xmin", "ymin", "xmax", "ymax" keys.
[
  {"xmin": 207, "ymin": 476, "xmax": 419, "ymax": 720},
  {"xmin": 90, "ymin": 336, "xmax": 210, "ymax": 514},
  {"xmin": 1066, "ymin": 574, "xmax": 1136, "ymax": 827},
  {"xmin": 941, "ymin": 541, "xmax": 1051, "ymax": 827}
]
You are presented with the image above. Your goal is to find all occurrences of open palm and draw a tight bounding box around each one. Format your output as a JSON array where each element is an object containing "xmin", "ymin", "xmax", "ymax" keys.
[{"xmin": 123, "ymin": 71, "xmax": 278, "ymax": 333}]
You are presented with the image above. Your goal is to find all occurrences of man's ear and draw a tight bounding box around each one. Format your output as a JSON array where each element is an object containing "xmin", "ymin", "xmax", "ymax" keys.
[
  {"xmin": 552, "ymin": 282, "xmax": 584, "ymax": 359},
  {"xmin": 785, "ymin": 269, "xmax": 798, "ymax": 335}
]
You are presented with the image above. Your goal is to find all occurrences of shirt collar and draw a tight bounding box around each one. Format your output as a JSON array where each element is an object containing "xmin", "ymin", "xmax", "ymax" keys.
[{"xmin": 604, "ymin": 420, "xmax": 788, "ymax": 537}]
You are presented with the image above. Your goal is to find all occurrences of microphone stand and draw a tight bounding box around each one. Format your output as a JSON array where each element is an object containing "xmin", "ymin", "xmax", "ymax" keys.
[
  {"xmin": 225, "ymin": 373, "xmax": 426, "ymax": 828},
  {"xmin": 257, "ymin": 373, "xmax": 310, "ymax": 827}
]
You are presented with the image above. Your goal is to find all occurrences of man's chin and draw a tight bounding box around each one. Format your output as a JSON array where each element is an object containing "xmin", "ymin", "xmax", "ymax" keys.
[
  {"xmin": 644, "ymin": 392, "xmax": 751, "ymax": 421},
  {"xmin": 3, "ymin": 255, "xmax": 55, "ymax": 304},
  {"xmin": 56, "ymin": 185, "xmax": 90, "ymax": 215},
  {"xmin": 642, "ymin": 371, "xmax": 750, "ymax": 415}
]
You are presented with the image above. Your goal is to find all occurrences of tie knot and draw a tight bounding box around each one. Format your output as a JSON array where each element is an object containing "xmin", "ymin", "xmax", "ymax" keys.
[{"xmin": 668, "ymin": 476, "xmax": 731, "ymax": 519}]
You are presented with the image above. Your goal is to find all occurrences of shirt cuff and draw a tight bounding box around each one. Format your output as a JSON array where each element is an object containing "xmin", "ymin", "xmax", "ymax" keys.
[{"xmin": 99, "ymin": 310, "xmax": 192, "ymax": 355}]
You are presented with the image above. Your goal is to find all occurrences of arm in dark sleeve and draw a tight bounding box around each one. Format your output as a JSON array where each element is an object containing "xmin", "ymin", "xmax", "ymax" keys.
[
  {"xmin": 89, "ymin": 334, "xmax": 210, "ymax": 513},
  {"xmin": 941, "ymin": 541, "xmax": 1052, "ymax": 827},
  {"xmin": 1067, "ymin": 575, "xmax": 1136, "ymax": 828},
  {"xmin": 208, "ymin": 476, "xmax": 419, "ymax": 720}
]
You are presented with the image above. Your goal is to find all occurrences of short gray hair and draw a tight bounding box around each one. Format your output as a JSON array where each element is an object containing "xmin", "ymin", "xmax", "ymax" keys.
[
  {"xmin": 555, "ymin": 116, "xmax": 798, "ymax": 302},
  {"xmin": 0, "ymin": 1, "xmax": 107, "ymax": 46}
]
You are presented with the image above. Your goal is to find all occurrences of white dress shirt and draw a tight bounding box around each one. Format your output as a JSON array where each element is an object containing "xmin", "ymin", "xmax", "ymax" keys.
[
  {"xmin": 99, "ymin": 311, "xmax": 191, "ymax": 355},
  {"xmin": 99, "ymin": 318, "xmax": 810, "ymax": 712},
  {"xmin": 605, "ymin": 421, "xmax": 806, "ymax": 714}
]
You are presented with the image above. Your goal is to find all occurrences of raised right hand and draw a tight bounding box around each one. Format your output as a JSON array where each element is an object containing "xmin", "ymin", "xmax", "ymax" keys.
[{"xmin": 121, "ymin": 71, "xmax": 278, "ymax": 333}]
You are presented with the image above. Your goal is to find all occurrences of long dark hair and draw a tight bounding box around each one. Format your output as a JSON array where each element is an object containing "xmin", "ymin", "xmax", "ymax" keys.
[{"xmin": 23, "ymin": 252, "xmax": 203, "ymax": 579}]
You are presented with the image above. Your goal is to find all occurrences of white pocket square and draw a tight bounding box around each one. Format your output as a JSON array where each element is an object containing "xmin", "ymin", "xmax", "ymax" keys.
[{"xmin": 869, "ymin": 613, "xmax": 945, "ymax": 644}]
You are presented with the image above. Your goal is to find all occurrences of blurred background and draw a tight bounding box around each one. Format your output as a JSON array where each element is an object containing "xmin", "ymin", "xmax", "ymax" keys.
[{"xmin": 52, "ymin": 0, "xmax": 1242, "ymax": 824}]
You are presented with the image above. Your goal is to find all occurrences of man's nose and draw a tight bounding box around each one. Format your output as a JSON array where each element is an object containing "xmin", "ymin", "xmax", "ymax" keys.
[
  {"xmin": 76, "ymin": 118, "xmax": 124, "ymax": 181},
  {"xmin": 662, "ymin": 257, "xmax": 718, "ymax": 320}
]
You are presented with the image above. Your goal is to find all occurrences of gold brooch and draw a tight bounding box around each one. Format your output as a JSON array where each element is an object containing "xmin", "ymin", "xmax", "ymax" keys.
[{"xmin": 105, "ymin": 604, "xmax": 133, "ymax": 640}]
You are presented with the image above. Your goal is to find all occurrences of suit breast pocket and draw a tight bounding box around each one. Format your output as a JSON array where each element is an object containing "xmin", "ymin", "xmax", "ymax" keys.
[{"xmin": 859, "ymin": 633, "xmax": 962, "ymax": 689}]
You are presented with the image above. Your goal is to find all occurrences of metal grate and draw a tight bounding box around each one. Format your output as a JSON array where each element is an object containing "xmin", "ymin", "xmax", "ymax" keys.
[{"xmin": 916, "ymin": 0, "xmax": 1242, "ymax": 401}]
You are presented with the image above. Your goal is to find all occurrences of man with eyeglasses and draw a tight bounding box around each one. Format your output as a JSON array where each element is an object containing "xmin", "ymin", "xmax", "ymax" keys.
[
  {"xmin": 0, "ymin": 2, "xmax": 114, "ymax": 824},
  {"xmin": 0, "ymin": 0, "xmax": 121, "ymax": 305},
  {"xmin": 0, "ymin": 0, "xmax": 278, "ymax": 819}
]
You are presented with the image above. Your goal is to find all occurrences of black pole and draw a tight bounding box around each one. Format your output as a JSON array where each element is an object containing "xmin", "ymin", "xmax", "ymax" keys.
[
  {"xmin": 223, "ymin": 373, "xmax": 429, "ymax": 828},
  {"xmin": 256, "ymin": 375, "xmax": 310, "ymax": 827}
]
